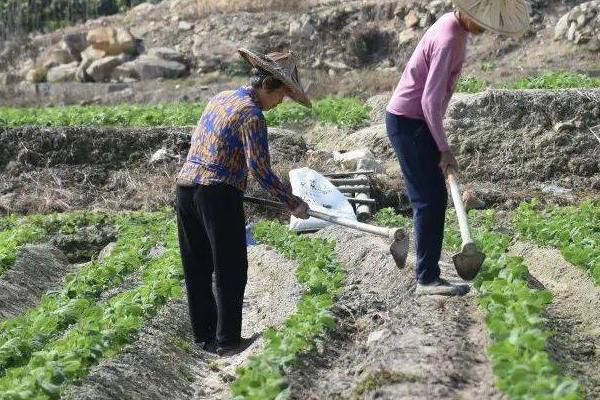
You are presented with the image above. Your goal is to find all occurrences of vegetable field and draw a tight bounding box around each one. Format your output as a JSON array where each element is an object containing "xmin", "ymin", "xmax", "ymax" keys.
[{"xmin": 0, "ymin": 201, "xmax": 598, "ymax": 399}]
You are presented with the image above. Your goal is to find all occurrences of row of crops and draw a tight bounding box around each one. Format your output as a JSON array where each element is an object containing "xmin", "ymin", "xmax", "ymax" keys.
[
  {"xmin": 376, "ymin": 201, "xmax": 600, "ymax": 400},
  {"xmin": 0, "ymin": 201, "xmax": 598, "ymax": 399},
  {"xmin": 0, "ymin": 97, "xmax": 371, "ymax": 129}
]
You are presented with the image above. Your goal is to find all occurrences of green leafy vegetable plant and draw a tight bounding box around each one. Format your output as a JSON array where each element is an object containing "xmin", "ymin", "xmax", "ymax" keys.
[{"xmin": 230, "ymin": 221, "xmax": 345, "ymax": 400}]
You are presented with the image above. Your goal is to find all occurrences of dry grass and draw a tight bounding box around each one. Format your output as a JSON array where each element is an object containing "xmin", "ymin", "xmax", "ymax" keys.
[{"xmin": 195, "ymin": 0, "xmax": 329, "ymax": 15}]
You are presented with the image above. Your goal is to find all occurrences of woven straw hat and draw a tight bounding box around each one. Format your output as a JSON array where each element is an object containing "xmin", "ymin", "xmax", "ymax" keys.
[
  {"xmin": 453, "ymin": 0, "xmax": 530, "ymax": 36},
  {"xmin": 238, "ymin": 48, "xmax": 311, "ymax": 108}
]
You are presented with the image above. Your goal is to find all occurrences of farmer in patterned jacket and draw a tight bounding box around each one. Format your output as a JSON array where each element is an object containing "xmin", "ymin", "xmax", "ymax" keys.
[
  {"xmin": 386, "ymin": 0, "xmax": 530, "ymax": 295},
  {"xmin": 176, "ymin": 49, "xmax": 310, "ymax": 356}
]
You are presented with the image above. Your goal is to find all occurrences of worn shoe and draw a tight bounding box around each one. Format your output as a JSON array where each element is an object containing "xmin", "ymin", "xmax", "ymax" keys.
[
  {"xmin": 415, "ymin": 278, "xmax": 469, "ymax": 296},
  {"xmin": 216, "ymin": 334, "xmax": 259, "ymax": 357}
]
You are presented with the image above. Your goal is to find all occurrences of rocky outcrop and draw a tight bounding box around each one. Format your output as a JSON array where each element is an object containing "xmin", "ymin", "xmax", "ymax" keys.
[{"xmin": 555, "ymin": 1, "xmax": 600, "ymax": 51}]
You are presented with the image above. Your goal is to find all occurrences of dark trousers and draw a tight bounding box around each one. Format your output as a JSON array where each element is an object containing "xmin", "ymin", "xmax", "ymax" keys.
[
  {"xmin": 386, "ymin": 112, "xmax": 447, "ymax": 284},
  {"xmin": 175, "ymin": 183, "xmax": 248, "ymax": 346}
]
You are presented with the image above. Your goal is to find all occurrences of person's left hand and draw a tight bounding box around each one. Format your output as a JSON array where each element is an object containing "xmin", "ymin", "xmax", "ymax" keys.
[{"xmin": 290, "ymin": 198, "xmax": 310, "ymax": 219}]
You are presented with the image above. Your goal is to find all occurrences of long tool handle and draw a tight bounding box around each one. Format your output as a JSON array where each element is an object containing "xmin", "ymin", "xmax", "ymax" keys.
[
  {"xmin": 446, "ymin": 168, "xmax": 474, "ymax": 245},
  {"xmin": 243, "ymin": 195, "xmax": 400, "ymax": 240},
  {"xmin": 307, "ymin": 209, "xmax": 400, "ymax": 240}
]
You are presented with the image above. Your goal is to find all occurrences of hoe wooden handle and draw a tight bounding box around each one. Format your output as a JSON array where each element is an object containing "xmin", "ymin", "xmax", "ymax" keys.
[{"xmin": 446, "ymin": 168, "xmax": 474, "ymax": 246}]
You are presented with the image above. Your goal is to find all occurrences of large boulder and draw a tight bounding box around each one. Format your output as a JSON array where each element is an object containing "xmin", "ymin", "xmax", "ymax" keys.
[
  {"xmin": 111, "ymin": 64, "xmax": 139, "ymax": 82},
  {"xmin": 87, "ymin": 27, "xmax": 137, "ymax": 56},
  {"xmin": 50, "ymin": 48, "xmax": 75, "ymax": 65},
  {"xmin": 86, "ymin": 56, "xmax": 126, "ymax": 82},
  {"xmin": 47, "ymin": 62, "xmax": 78, "ymax": 82},
  {"xmin": 26, "ymin": 67, "xmax": 47, "ymax": 83},
  {"xmin": 147, "ymin": 47, "xmax": 188, "ymax": 65},
  {"xmin": 61, "ymin": 32, "xmax": 88, "ymax": 61},
  {"xmin": 120, "ymin": 55, "xmax": 187, "ymax": 80}
]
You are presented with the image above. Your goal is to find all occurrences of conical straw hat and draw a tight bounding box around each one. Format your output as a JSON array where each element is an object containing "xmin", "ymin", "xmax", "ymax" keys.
[
  {"xmin": 238, "ymin": 48, "xmax": 311, "ymax": 108},
  {"xmin": 453, "ymin": 0, "xmax": 530, "ymax": 36}
]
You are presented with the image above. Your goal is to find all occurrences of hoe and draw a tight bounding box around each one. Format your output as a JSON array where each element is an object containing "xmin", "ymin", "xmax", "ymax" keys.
[
  {"xmin": 243, "ymin": 196, "xmax": 410, "ymax": 268},
  {"xmin": 446, "ymin": 168, "xmax": 486, "ymax": 280}
]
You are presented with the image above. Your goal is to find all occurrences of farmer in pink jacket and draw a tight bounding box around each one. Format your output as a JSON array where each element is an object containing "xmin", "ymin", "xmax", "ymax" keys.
[{"xmin": 386, "ymin": 0, "xmax": 529, "ymax": 295}]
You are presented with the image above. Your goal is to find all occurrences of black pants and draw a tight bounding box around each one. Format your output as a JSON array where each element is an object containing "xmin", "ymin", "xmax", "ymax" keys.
[
  {"xmin": 386, "ymin": 112, "xmax": 447, "ymax": 284},
  {"xmin": 176, "ymin": 183, "xmax": 248, "ymax": 346}
]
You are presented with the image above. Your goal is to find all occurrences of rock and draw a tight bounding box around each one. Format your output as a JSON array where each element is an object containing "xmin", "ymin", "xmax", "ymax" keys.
[
  {"xmin": 367, "ymin": 329, "xmax": 391, "ymax": 346},
  {"xmin": 0, "ymin": 72, "xmax": 22, "ymax": 86},
  {"xmin": 462, "ymin": 188, "xmax": 486, "ymax": 211},
  {"xmin": 554, "ymin": 121, "xmax": 576, "ymax": 132},
  {"xmin": 576, "ymin": 13, "xmax": 588, "ymax": 27},
  {"xmin": 404, "ymin": 9, "xmax": 419, "ymax": 28},
  {"xmin": 178, "ymin": 21, "xmax": 194, "ymax": 31},
  {"xmin": 147, "ymin": 47, "xmax": 187, "ymax": 64},
  {"xmin": 419, "ymin": 13, "xmax": 433, "ymax": 28},
  {"xmin": 324, "ymin": 59, "xmax": 350, "ymax": 70},
  {"xmin": 289, "ymin": 15, "xmax": 315, "ymax": 39},
  {"xmin": 306, "ymin": 150, "xmax": 335, "ymax": 171},
  {"xmin": 567, "ymin": 22, "xmax": 577, "ymax": 41},
  {"xmin": 568, "ymin": 9, "xmax": 584, "ymax": 23},
  {"xmin": 398, "ymin": 28, "xmax": 418, "ymax": 45},
  {"xmin": 333, "ymin": 148, "xmax": 383, "ymax": 172},
  {"xmin": 111, "ymin": 64, "xmax": 139, "ymax": 82},
  {"xmin": 61, "ymin": 32, "xmax": 88, "ymax": 61},
  {"xmin": 76, "ymin": 57, "xmax": 94, "ymax": 82},
  {"xmin": 121, "ymin": 56, "xmax": 187, "ymax": 80},
  {"xmin": 149, "ymin": 148, "xmax": 176, "ymax": 164},
  {"xmin": 26, "ymin": 67, "xmax": 47, "ymax": 83},
  {"xmin": 81, "ymin": 45, "xmax": 107, "ymax": 62},
  {"xmin": 50, "ymin": 48, "xmax": 75, "ymax": 65},
  {"xmin": 86, "ymin": 56, "xmax": 124, "ymax": 82},
  {"xmin": 554, "ymin": 13, "xmax": 570, "ymax": 40},
  {"xmin": 587, "ymin": 37, "xmax": 600, "ymax": 51},
  {"xmin": 98, "ymin": 242, "xmax": 117, "ymax": 259},
  {"xmin": 87, "ymin": 27, "xmax": 137, "ymax": 56},
  {"xmin": 148, "ymin": 245, "xmax": 167, "ymax": 258},
  {"xmin": 46, "ymin": 62, "xmax": 78, "ymax": 82}
]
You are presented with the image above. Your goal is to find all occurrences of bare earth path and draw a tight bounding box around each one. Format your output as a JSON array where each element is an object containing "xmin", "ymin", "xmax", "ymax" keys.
[
  {"xmin": 287, "ymin": 226, "xmax": 504, "ymax": 400},
  {"xmin": 511, "ymin": 241, "xmax": 600, "ymax": 399},
  {"xmin": 0, "ymin": 244, "xmax": 75, "ymax": 321},
  {"xmin": 63, "ymin": 245, "xmax": 302, "ymax": 400}
]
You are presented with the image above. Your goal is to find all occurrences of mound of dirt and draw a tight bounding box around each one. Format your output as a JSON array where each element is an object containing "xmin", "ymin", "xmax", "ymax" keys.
[
  {"xmin": 0, "ymin": 126, "xmax": 307, "ymax": 214},
  {"xmin": 314, "ymin": 89, "xmax": 600, "ymax": 195},
  {"xmin": 0, "ymin": 244, "xmax": 73, "ymax": 320}
]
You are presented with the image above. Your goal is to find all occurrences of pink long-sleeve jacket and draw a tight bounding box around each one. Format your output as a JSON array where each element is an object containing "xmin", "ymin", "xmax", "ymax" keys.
[{"xmin": 387, "ymin": 12, "xmax": 468, "ymax": 152}]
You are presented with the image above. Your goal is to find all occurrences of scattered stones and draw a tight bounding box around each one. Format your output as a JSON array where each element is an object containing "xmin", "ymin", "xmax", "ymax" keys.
[{"xmin": 404, "ymin": 9, "xmax": 420, "ymax": 28}]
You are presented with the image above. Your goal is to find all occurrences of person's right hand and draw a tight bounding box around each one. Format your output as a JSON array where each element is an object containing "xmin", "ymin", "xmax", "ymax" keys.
[
  {"xmin": 290, "ymin": 197, "xmax": 310, "ymax": 219},
  {"xmin": 439, "ymin": 150, "xmax": 458, "ymax": 174}
]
